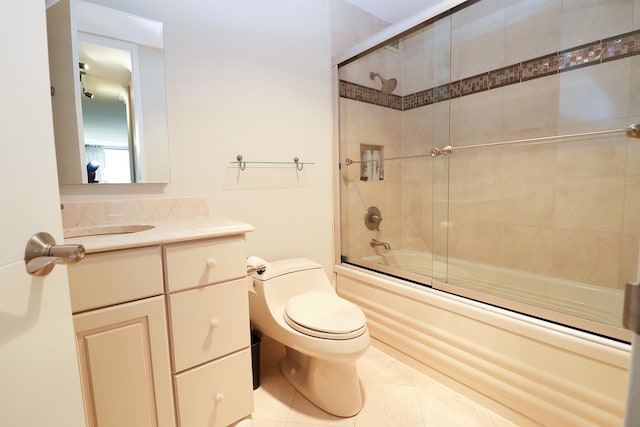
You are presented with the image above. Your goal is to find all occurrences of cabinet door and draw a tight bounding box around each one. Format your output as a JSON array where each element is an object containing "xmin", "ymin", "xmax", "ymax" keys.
[{"xmin": 73, "ymin": 296, "xmax": 175, "ymax": 427}]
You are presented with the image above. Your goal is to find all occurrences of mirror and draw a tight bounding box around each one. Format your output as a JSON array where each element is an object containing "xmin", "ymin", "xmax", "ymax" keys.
[{"xmin": 46, "ymin": 0, "xmax": 170, "ymax": 184}]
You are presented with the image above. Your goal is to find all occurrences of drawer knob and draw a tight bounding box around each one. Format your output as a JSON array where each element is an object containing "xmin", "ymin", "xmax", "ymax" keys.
[
  {"xmin": 206, "ymin": 258, "xmax": 217, "ymax": 268},
  {"xmin": 210, "ymin": 319, "xmax": 221, "ymax": 329},
  {"xmin": 215, "ymin": 393, "xmax": 224, "ymax": 403}
]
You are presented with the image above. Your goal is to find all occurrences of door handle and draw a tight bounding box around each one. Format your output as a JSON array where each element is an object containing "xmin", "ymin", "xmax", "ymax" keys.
[
  {"xmin": 623, "ymin": 282, "xmax": 640, "ymax": 334},
  {"xmin": 24, "ymin": 232, "xmax": 85, "ymax": 276}
]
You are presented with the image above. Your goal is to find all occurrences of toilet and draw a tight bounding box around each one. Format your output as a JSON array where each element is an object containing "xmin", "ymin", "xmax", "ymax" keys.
[{"xmin": 248, "ymin": 257, "xmax": 369, "ymax": 417}]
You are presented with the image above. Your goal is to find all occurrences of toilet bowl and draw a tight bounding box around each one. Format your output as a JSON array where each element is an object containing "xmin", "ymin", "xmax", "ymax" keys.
[{"xmin": 248, "ymin": 257, "xmax": 369, "ymax": 417}]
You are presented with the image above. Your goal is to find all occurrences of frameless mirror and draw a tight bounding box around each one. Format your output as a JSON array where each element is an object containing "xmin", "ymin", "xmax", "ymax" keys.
[{"xmin": 46, "ymin": 0, "xmax": 170, "ymax": 184}]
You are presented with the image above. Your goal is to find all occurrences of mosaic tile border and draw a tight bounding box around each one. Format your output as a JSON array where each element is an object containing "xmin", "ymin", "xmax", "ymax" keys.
[
  {"xmin": 340, "ymin": 29, "xmax": 640, "ymax": 111},
  {"xmin": 339, "ymin": 80, "xmax": 403, "ymax": 110}
]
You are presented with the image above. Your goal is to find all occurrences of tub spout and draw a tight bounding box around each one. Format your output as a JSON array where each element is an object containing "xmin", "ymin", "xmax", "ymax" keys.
[{"xmin": 370, "ymin": 239, "xmax": 391, "ymax": 250}]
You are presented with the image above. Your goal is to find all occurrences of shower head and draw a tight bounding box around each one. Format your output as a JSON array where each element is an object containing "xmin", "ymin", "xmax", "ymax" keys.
[{"xmin": 369, "ymin": 71, "xmax": 397, "ymax": 95}]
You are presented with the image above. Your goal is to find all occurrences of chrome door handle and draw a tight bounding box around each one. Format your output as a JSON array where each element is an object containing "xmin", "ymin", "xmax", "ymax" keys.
[{"xmin": 24, "ymin": 232, "xmax": 85, "ymax": 276}]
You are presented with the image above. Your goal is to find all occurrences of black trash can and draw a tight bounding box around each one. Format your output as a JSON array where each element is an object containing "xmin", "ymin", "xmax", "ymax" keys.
[{"xmin": 250, "ymin": 330, "xmax": 261, "ymax": 390}]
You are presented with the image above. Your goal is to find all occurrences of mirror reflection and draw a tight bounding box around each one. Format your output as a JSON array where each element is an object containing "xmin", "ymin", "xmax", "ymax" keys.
[
  {"xmin": 46, "ymin": 0, "xmax": 171, "ymax": 184},
  {"xmin": 79, "ymin": 37, "xmax": 136, "ymax": 183}
]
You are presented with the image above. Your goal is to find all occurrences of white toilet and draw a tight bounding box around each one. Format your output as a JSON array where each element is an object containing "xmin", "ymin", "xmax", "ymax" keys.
[{"xmin": 248, "ymin": 257, "xmax": 370, "ymax": 417}]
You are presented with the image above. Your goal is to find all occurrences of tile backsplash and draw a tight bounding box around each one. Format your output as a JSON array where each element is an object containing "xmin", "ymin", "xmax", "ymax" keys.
[{"xmin": 61, "ymin": 197, "xmax": 209, "ymax": 229}]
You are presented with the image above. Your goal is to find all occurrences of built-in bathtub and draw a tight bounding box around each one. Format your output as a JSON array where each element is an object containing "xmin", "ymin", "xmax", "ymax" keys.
[{"xmin": 334, "ymin": 258, "xmax": 631, "ymax": 426}]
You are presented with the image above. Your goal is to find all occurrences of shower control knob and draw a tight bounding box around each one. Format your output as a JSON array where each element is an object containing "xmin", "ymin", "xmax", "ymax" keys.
[
  {"xmin": 207, "ymin": 258, "xmax": 217, "ymax": 268},
  {"xmin": 215, "ymin": 393, "xmax": 224, "ymax": 403},
  {"xmin": 210, "ymin": 319, "xmax": 221, "ymax": 329}
]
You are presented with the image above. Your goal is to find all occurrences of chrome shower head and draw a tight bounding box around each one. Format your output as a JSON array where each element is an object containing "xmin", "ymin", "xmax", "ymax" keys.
[{"xmin": 369, "ymin": 71, "xmax": 397, "ymax": 95}]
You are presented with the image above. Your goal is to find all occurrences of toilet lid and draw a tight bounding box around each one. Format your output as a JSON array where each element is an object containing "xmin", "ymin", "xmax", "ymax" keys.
[{"xmin": 284, "ymin": 291, "xmax": 366, "ymax": 340}]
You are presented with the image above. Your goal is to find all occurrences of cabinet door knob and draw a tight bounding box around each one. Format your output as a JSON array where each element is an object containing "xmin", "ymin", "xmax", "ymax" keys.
[
  {"xmin": 215, "ymin": 393, "xmax": 224, "ymax": 402},
  {"xmin": 206, "ymin": 258, "xmax": 217, "ymax": 268},
  {"xmin": 210, "ymin": 319, "xmax": 221, "ymax": 329}
]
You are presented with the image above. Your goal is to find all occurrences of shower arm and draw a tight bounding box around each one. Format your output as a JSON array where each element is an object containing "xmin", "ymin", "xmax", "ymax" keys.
[{"xmin": 343, "ymin": 124, "xmax": 640, "ymax": 166}]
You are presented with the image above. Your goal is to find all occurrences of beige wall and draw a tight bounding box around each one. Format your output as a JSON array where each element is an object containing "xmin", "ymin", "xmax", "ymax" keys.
[{"xmin": 59, "ymin": 0, "xmax": 335, "ymax": 271}]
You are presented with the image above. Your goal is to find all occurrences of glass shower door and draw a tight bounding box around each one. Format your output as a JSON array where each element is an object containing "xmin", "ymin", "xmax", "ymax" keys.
[
  {"xmin": 431, "ymin": 0, "xmax": 638, "ymax": 341},
  {"xmin": 338, "ymin": 22, "xmax": 442, "ymax": 286}
]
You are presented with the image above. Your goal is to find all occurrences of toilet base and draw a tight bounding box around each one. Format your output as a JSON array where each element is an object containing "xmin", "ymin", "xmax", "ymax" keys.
[{"xmin": 280, "ymin": 347, "xmax": 363, "ymax": 417}]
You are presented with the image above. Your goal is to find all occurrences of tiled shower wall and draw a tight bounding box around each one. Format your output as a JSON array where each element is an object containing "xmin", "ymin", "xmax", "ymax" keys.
[{"xmin": 339, "ymin": 0, "xmax": 640, "ymax": 289}]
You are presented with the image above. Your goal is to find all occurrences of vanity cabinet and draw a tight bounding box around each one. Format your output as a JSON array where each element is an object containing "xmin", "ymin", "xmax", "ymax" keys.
[
  {"xmin": 67, "ymin": 232, "xmax": 253, "ymax": 427},
  {"xmin": 68, "ymin": 247, "xmax": 175, "ymax": 427},
  {"xmin": 164, "ymin": 236, "xmax": 253, "ymax": 426}
]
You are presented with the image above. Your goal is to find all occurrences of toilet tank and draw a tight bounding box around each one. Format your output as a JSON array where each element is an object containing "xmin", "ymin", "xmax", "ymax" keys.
[{"xmin": 253, "ymin": 258, "xmax": 334, "ymax": 305}]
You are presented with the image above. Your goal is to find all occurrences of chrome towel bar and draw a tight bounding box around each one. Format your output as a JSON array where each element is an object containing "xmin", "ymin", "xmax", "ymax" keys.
[{"xmin": 343, "ymin": 123, "xmax": 640, "ymax": 164}]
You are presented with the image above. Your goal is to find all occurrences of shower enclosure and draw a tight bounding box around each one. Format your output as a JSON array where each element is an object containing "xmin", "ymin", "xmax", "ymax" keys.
[{"xmin": 337, "ymin": 0, "xmax": 640, "ymax": 341}]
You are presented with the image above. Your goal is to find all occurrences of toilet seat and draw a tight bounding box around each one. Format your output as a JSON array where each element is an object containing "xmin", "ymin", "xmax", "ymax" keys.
[{"xmin": 283, "ymin": 291, "xmax": 366, "ymax": 340}]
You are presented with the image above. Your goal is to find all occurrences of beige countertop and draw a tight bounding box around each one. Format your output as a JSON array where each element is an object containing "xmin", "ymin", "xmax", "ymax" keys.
[{"xmin": 64, "ymin": 216, "xmax": 254, "ymax": 254}]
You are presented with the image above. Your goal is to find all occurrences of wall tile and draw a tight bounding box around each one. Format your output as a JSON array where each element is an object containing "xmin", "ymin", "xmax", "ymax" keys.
[
  {"xmin": 501, "ymin": 144, "xmax": 557, "ymax": 179},
  {"xmin": 499, "ymin": 225, "xmax": 553, "ymax": 275},
  {"xmin": 448, "ymin": 174, "xmax": 505, "ymax": 225},
  {"xmin": 450, "ymin": 90, "xmax": 504, "ymax": 146},
  {"xmin": 448, "ymin": 221, "xmax": 504, "ymax": 265},
  {"xmin": 505, "ymin": 0, "xmax": 561, "ymax": 65},
  {"xmin": 624, "ymin": 176, "xmax": 640, "ymax": 233},
  {"xmin": 554, "ymin": 177, "xmax": 625, "ymax": 233},
  {"xmin": 552, "ymin": 229, "xmax": 621, "ymax": 288},
  {"xmin": 502, "ymin": 177, "xmax": 556, "ymax": 227},
  {"xmin": 561, "ymin": 0, "xmax": 633, "ymax": 50},
  {"xmin": 502, "ymin": 77, "xmax": 560, "ymax": 139},
  {"xmin": 556, "ymin": 138, "xmax": 628, "ymax": 178},
  {"xmin": 451, "ymin": 0, "xmax": 507, "ymax": 80},
  {"xmin": 627, "ymin": 136, "xmax": 640, "ymax": 176},
  {"xmin": 620, "ymin": 233, "xmax": 640, "ymax": 287},
  {"xmin": 558, "ymin": 59, "xmax": 631, "ymax": 127},
  {"xmin": 629, "ymin": 56, "xmax": 640, "ymax": 116}
]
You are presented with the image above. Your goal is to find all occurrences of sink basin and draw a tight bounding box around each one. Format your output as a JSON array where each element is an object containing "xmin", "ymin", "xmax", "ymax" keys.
[{"xmin": 64, "ymin": 224, "xmax": 155, "ymax": 238}]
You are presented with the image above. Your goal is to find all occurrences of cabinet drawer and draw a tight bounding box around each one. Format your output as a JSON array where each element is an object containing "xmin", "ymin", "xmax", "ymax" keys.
[
  {"xmin": 174, "ymin": 349, "xmax": 253, "ymax": 427},
  {"xmin": 68, "ymin": 246, "xmax": 163, "ymax": 313},
  {"xmin": 169, "ymin": 278, "xmax": 250, "ymax": 372},
  {"xmin": 164, "ymin": 236, "xmax": 246, "ymax": 292}
]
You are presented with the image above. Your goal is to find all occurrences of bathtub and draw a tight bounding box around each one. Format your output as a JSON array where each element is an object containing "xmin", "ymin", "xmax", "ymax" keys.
[
  {"xmin": 362, "ymin": 248, "xmax": 624, "ymax": 327},
  {"xmin": 335, "ymin": 252, "xmax": 631, "ymax": 426}
]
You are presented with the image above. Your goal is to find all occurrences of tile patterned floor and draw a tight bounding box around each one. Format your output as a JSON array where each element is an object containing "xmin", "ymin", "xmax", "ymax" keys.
[{"xmin": 247, "ymin": 335, "xmax": 518, "ymax": 427}]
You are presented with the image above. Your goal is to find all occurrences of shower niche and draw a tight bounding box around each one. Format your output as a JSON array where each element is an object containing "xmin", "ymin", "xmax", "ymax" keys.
[{"xmin": 359, "ymin": 144, "xmax": 384, "ymax": 181}]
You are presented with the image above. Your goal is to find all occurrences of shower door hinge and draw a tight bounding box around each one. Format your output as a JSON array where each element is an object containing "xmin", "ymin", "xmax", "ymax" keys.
[{"xmin": 623, "ymin": 282, "xmax": 640, "ymax": 334}]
